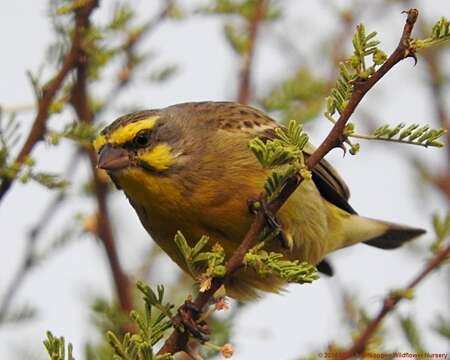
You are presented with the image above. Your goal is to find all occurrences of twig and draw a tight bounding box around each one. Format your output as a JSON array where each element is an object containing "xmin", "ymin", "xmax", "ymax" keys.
[
  {"xmin": 158, "ymin": 8, "xmax": 420, "ymax": 356},
  {"xmin": 422, "ymin": 33, "xmax": 450, "ymax": 152},
  {"xmin": 0, "ymin": 0, "xmax": 99, "ymax": 204},
  {"xmin": 306, "ymin": 9, "xmax": 418, "ymax": 166},
  {"xmin": 330, "ymin": 5, "xmax": 356, "ymax": 69},
  {"xmin": 420, "ymin": 34, "xmax": 450, "ymax": 202},
  {"xmin": 335, "ymin": 242, "xmax": 450, "ymax": 360},
  {"xmin": 237, "ymin": 0, "xmax": 267, "ymax": 105},
  {"xmin": 99, "ymin": 0, "xmax": 175, "ymax": 113},
  {"xmin": 0, "ymin": 152, "xmax": 80, "ymax": 323},
  {"xmin": 69, "ymin": 12, "xmax": 133, "ymax": 312},
  {"xmin": 0, "ymin": 103, "xmax": 35, "ymax": 114},
  {"xmin": 0, "ymin": 0, "xmax": 173, "ymax": 335},
  {"xmin": 0, "ymin": 0, "xmax": 174, "ymax": 317},
  {"xmin": 0, "ymin": 235, "xmax": 36, "ymax": 323},
  {"xmin": 70, "ymin": 0, "xmax": 175, "ymax": 314}
]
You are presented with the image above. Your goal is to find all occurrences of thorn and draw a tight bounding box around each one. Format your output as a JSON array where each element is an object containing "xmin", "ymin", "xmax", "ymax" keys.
[
  {"xmin": 410, "ymin": 52, "xmax": 418, "ymax": 66},
  {"xmin": 333, "ymin": 137, "xmax": 347, "ymax": 157},
  {"xmin": 340, "ymin": 143, "xmax": 347, "ymax": 157}
]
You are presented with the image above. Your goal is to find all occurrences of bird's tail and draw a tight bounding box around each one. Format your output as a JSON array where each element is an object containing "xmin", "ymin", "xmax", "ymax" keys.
[{"xmin": 342, "ymin": 215, "xmax": 425, "ymax": 250}]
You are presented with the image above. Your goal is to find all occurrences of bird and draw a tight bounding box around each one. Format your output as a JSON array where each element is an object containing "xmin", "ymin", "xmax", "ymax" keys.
[{"xmin": 94, "ymin": 101, "xmax": 425, "ymax": 300}]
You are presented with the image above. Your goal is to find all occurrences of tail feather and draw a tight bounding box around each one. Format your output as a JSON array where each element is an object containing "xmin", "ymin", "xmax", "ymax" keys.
[
  {"xmin": 342, "ymin": 215, "xmax": 425, "ymax": 250},
  {"xmin": 317, "ymin": 259, "xmax": 334, "ymax": 276},
  {"xmin": 364, "ymin": 224, "xmax": 426, "ymax": 249}
]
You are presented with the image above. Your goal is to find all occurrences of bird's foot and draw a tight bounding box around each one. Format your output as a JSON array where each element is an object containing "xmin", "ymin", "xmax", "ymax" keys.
[
  {"xmin": 247, "ymin": 195, "xmax": 262, "ymax": 214},
  {"xmin": 172, "ymin": 299, "xmax": 210, "ymax": 342},
  {"xmin": 213, "ymin": 296, "xmax": 229, "ymax": 311},
  {"xmin": 254, "ymin": 195, "xmax": 291, "ymax": 250}
]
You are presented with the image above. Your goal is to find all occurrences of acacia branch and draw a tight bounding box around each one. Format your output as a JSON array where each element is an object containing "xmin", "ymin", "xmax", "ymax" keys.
[
  {"xmin": 237, "ymin": 0, "xmax": 267, "ymax": 105},
  {"xmin": 423, "ymin": 52, "xmax": 450, "ymax": 160},
  {"xmin": 306, "ymin": 9, "xmax": 418, "ymax": 167},
  {"xmin": 0, "ymin": 152, "xmax": 80, "ymax": 323},
  {"xmin": 101, "ymin": 0, "xmax": 175, "ymax": 111},
  {"xmin": 158, "ymin": 8, "xmax": 420, "ymax": 356},
  {"xmin": 330, "ymin": 8, "xmax": 356, "ymax": 69},
  {"xmin": 421, "ymin": 37, "xmax": 450, "ymax": 203},
  {"xmin": 336, "ymin": 242, "xmax": 450, "ymax": 360},
  {"xmin": 69, "ymin": 5, "xmax": 133, "ymax": 313},
  {"xmin": 69, "ymin": 1, "xmax": 175, "ymax": 313},
  {"xmin": 0, "ymin": 0, "xmax": 174, "ymax": 318},
  {"xmin": 0, "ymin": 0, "xmax": 99, "ymax": 204}
]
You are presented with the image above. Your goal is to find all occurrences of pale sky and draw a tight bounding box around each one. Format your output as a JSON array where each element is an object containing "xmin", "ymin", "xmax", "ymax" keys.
[{"xmin": 0, "ymin": 1, "xmax": 449, "ymax": 359}]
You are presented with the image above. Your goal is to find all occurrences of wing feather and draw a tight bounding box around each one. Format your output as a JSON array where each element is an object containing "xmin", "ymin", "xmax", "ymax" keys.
[
  {"xmin": 303, "ymin": 144, "xmax": 357, "ymax": 214},
  {"xmin": 200, "ymin": 102, "xmax": 356, "ymax": 214}
]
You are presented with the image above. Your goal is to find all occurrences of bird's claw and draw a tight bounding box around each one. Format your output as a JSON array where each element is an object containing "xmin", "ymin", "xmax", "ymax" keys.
[
  {"xmin": 248, "ymin": 195, "xmax": 289, "ymax": 249},
  {"xmin": 172, "ymin": 300, "xmax": 210, "ymax": 342},
  {"xmin": 259, "ymin": 197, "xmax": 290, "ymax": 249},
  {"xmin": 247, "ymin": 196, "xmax": 261, "ymax": 214},
  {"xmin": 259, "ymin": 197, "xmax": 280, "ymax": 228}
]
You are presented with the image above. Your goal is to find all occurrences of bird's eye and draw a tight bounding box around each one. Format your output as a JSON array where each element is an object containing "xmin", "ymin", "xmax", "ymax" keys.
[{"xmin": 134, "ymin": 132, "xmax": 151, "ymax": 147}]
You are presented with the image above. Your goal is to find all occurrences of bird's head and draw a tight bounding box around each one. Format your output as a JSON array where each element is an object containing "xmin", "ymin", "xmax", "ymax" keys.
[
  {"xmin": 93, "ymin": 101, "xmax": 264, "ymax": 191},
  {"xmin": 93, "ymin": 109, "xmax": 190, "ymax": 186}
]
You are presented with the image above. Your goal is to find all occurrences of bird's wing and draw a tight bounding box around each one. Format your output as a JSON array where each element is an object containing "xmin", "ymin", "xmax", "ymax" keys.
[
  {"xmin": 257, "ymin": 128, "xmax": 356, "ymax": 215},
  {"xmin": 207, "ymin": 102, "xmax": 356, "ymax": 214},
  {"xmin": 303, "ymin": 143, "xmax": 357, "ymax": 214}
]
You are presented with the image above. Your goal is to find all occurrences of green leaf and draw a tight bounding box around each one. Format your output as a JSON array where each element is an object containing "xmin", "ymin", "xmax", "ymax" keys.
[
  {"xmin": 326, "ymin": 23, "xmax": 386, "ymax": 121},
  {"xmin": 105, "ymin": 282, "xmax": 174, "ymax": 360},
  {"xmin": 224, "ymin": 23, "xmax": 248, "ymax": 54},
  {"xmin": 412, "ymin": 17, "xmax": 450, "ymax": 49},
  {"xmin": 43, "ymin": 331, "xmax": 75, "ymax": 360},
  {"xmin": 350, "ymin": 122, "xmax": 446, "ymax": 148},
  {"xmin": 108, "ymin": 4, "xmax": 134, "ymax": 31},
  {"xmin": 433, "ymin": 316, "xmax": 450, "ymax": 341},
  {"xmin": 399, "ymin": 316, "xmax": 427, "ymax": 354},
  {"xmin": 264, "ymin": 166, "xmax": 296, "ymax": 199},
  {"xmin": 248, "ymin": 120, "xmax": 308, "ymax": 168},
  {"xmin": 430, "ymin": 212, "xmax": 450, "ymax": 253},
  {"xmin": 30, "ymin": 172, "xmax": 69, "ymax": 189},
  {"xmin": 148, "ymin": 65, "xmax": 178, "ymax": 83},
  {"xmin": 262, "ymin": 68, "xmax": 328, "ymax": 124},
  {"xmin": 244, "ymin": 250, "xmax": 319, "ymax": 284}
]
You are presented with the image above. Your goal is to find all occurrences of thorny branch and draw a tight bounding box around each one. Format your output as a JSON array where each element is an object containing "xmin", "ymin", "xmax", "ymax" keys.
[
  {"xmin": 421, "ymin": 39, "xmax": 450, "ymax": 203},
  {"xmin": 158, "ymin": 8, "xmax": 422, "ymax": 356},
  {"xmin": 0, "ymin": 0, "xmax": 99, "ymax": 203},
  {"xmin": 0, "ymin": 1, "xmax": 176, "ymax": 321},
  {"xmin": 336, "ymin": 242, "xmax": 450, "ymax": 360},
  {"xmin": 0, "ymin": 152, "xmax": 79, "ymax": 323},
  {"xmin": 69, "ymin": 0, "xmax": 175, "ymax": 315},
  {"xmin": 237, "ymin": 0, "xmax": 267, "ymax": 105},
  {"xmin": 305, "ymin": 9, "xmax": 418, "ymax": 167},
  {"xmin": 331, "ymin": 13, "xmax": 450, "ymax": 360},
  {"xmin": 100, "ymin": 0, "xmax": 175, "ymax": 111},
  {"xmin": 69, "ymin": 9, "xmax": 133, "ymax": 313},
  {"xmin": 330, "ymin": 7, "xmax": 356, "ymax": 69}
]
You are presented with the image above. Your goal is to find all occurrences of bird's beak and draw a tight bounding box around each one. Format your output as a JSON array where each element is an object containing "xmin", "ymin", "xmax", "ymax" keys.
[{"xmin": 97, "ymin": 144, "xmax": 130, "ymax": 171}]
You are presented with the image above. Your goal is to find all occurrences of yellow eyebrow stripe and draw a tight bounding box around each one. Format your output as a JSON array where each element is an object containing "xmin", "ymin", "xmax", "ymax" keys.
[
  {"xmin": 109, "ymin": 116, "xmax": 159, "ymax": 144},
  {"xmin": 93, "ymin": 135, "xmax": 107, "ymax": 152},
  {"xmin": 93, "ymin": 116, "xmax": 160, "ymax": 152}
]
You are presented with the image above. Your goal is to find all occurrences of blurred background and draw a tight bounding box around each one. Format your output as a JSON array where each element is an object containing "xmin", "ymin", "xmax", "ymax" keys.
[{"xmin": 0, "ymin": 1, "xmax": 449, "ymax": 359}]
